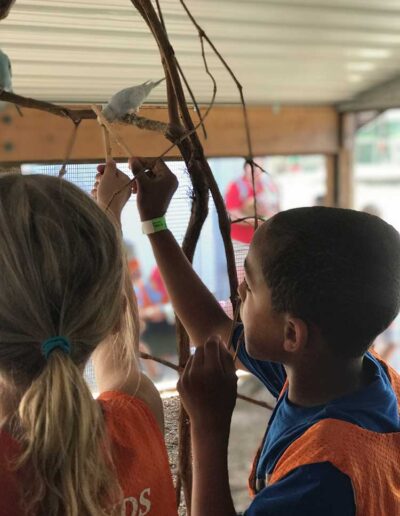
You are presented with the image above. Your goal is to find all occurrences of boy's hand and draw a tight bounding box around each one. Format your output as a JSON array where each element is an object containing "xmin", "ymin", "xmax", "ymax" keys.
[
  {"xmin": 92, "ymin": 161, "xmax": 133, "ymax": 220},
  {"xmin": 177, "ymin": 336, "xmax": 238, "ymax": 431},
  {"xmin": 129, "ymin": 157, "xmax": 178, "ymax": 221}
]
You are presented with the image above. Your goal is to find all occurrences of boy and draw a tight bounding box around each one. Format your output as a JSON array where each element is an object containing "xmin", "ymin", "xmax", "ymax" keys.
[{"xmin": 106, "ymin": 158, "xmax": 400, "ymax": 515}]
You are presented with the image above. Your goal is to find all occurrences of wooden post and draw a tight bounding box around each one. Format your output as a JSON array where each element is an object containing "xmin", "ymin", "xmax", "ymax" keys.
[
  {"xmin": 324, "ymin": 154, "xmax": 339, "ymax": 207},
  {"xmin": 337, "ymin": 113, "xmax": 357, "ymax": 209}
]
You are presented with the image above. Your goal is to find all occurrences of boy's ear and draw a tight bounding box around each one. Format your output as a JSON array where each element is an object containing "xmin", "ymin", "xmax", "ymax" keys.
[{"xmin": 282, "ymin": 315, "xmax": 308, "ymax": 353}]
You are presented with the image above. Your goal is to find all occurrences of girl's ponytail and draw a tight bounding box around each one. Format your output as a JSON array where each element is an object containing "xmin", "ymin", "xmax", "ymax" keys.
[
  {"xmin": 0, "ymin": 174, "xmax": 133, "ymax": 515},
  {"xmin": 17, "ymin": 350, "xmax": 121, "ymax": 516}
]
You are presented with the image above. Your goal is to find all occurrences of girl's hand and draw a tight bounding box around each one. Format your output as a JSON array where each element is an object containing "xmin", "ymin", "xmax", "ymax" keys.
[
  {"xmin": 92, "ymin": 161, "xmax": 133, "ymax": 220},
  {"xmin": 177, "ymin": 336, "xmax": 238, "ymax": 432},
  {"xmin": 129, "ymin": 157, "xmax": 178, "ymax": 221}
]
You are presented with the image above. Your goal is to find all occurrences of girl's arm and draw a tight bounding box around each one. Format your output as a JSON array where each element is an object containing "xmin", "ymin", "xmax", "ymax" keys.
[
  {"xmin": 91, "ymin": 161, "xmax": 164, "ymax": 432},
  {"xmin": 92, "ymin": 341, "xmax": 164, "ymax": 433}
]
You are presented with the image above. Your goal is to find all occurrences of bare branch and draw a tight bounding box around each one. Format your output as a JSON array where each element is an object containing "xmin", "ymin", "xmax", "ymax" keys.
[
  {"xmin": 139, "ymin": 351, "xmax": 274, "ymax": 410},
  {"xmin": 231, "ymin": 215, "xmax": 267, "ymax": 225},
  {"xmin": 58, "ymin": 120, "xmax": 81, "ymax": 177},
  {"xmin": 179, "ymin": 0, "xmax": 253, "ymax": 159},
  {"xmin": 0, "ymin": 90, "xmax": 172, "ymax": 134}
]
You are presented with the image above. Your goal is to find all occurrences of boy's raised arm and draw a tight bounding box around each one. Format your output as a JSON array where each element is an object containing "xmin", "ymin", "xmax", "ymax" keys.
[{"xmin": 131, "ymin": 158, "xmax": 233, "ymax": 349}]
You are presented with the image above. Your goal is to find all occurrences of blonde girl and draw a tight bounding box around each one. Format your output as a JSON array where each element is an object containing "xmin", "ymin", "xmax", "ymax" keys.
[{"xmin": 0, "ymin": 165, "xmax": 177, "ymax": 516}]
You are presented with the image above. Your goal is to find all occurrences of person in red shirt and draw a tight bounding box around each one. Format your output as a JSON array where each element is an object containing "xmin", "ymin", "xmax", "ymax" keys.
[
  {"xmin": 0, "ymin": 165, "xmax": 177, "ymax": 516},
  {"xmin": 225, "ymin": 160, "xmax": 280, "ymax": 244}
]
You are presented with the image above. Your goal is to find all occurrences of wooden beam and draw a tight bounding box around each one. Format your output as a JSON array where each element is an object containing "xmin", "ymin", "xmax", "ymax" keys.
[
  {"xmin": 0, "ymin": 105, "xmax": 338, "ymax": 164},
  {"xmin": 338, "ymin": 74, "xmax": 400, "ymax": 113}
]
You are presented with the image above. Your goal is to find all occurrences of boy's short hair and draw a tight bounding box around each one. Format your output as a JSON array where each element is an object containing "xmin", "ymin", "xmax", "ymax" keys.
[{"xmin": 262, "ymin": 207, "xmax": 400, "ymax": 358}]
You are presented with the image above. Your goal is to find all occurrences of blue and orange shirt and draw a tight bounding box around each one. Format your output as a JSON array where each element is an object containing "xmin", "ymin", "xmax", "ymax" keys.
[{"xmin": 233, "ymin": 325, "xmax": 400, "ymax": 516}]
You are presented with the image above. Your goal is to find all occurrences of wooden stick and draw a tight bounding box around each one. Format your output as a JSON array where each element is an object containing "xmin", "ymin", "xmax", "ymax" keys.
[
  {"xmin": 91, "ymin": 104, "xmax": 134, "ymax": 157},
  {"xmin": 58, "ymin": 121, "xmax": 81, "ymax": 177},
  {"xmin": 101, "ymin": 125, "xmax": 113, "ymax": 162},
  {"xmin": 227, "ymin": 298, "xmax": 241, "ymax": 351},
  {"xmin": 233, "ymin": 329, "xmax": 244, "ymax": 362},
  {"xmin": 139, "ymin": 350, "xmax": 275, "ymax": 411}
]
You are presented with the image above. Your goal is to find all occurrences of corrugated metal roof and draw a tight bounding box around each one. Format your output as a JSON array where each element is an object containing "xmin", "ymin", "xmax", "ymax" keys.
[{"xmin": 2, "ymin": 0, "xmax": 400, "ymax": 105}]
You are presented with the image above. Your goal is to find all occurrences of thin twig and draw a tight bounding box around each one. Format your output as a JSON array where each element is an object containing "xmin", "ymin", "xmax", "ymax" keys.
[
  {"xmin": 0, "ymin": 90, "xmax": 83, "ymax": 122},
  {"xmin": 0, "ymin": 90, "xmax": 172, "ymax": 134},
  {"xmin": 175, "ymin": 59, "xmax": 207, "ymax": 139},
  {"xmin": 101, "ymin": 125, "xmax": 113, "ymax": 162},
  {"xmin": 139, "ymin": 351, "xmax": 274, "ymax": 410},
  {"xmin": 58, "ymin": 120, "xmax": 81, "ymax": 177},
  {"xmin": 179, "ymin": 0, "xmax": 253, "ymax": 159},
  {"xmin": 154, "ymin": 0, "xmax": 206, "ymax": 139},
  {"xmin": 91, "ymin": 105, "xmax": 135, "ymax": 157},
  {"xmin": 249, "ymin": 161, "xmax": 259, "ymax": 230},
  {"xmin": 233, "ymin": 330, "xmax": 243, "ymax": 362},
  {"xmin": 227, "ymin": 299, "xmax": 241, "ymax": 351},
  {"xmin": 231, "ymin": 215, "xmax": 267, "ymax": 225},
  {"xmin": 140, "ymin": 351, "xmax": 180, "ymax": 372},
  {"xmin": 249, "ymin": 159, "xmax": 269, "ymax": 176}
]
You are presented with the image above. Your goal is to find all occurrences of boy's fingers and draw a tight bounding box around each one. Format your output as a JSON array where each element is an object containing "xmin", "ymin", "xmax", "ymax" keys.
[
  {"xmin": 152, "ymin": 159, "xmax": 174, "ymax": 178},
  {"xmin": 129, "ymin": 157, "xmax": 150, "ymax": 183},
  {"xmin": 97, "ymin": 164, "xmax": 106, "ymax": 174},
  {"xmin": 204, "ymin": 336, "xmax": 221, "ymax": 369},
  {"xmin": 191, "ymin": 345, "xmax": 204, "ymax": 374},
  {"xmin": 179, "ymin": 354, "xmax": 194, "ymax": 388},
  {"xmin": 220, "ymin": 342, "xmax": 236, "ymax": 373}
]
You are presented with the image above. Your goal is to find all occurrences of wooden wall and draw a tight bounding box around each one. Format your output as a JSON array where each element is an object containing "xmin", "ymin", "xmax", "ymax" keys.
[{"xmin": 0, "ymin": 105, "xmax": 339, "ymax": 163}]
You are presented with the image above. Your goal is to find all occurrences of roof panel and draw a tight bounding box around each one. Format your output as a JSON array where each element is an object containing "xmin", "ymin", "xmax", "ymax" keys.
[{"xmin": 1, "ymin": 0, "xmax": 400, "ymax": 105}]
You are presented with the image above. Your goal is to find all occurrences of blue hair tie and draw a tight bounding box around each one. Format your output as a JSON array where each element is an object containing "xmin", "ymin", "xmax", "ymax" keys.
[{"xmin": 41, "ymin": 336, "xmax": 71, "ymax": 360}]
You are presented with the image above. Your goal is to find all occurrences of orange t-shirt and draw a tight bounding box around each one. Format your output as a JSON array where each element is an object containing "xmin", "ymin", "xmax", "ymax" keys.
[{"xmin": 0, "ymin": 391, "xmax": 177, "ymax": 516}]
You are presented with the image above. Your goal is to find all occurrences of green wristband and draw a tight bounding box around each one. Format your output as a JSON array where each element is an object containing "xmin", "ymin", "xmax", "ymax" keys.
[{"xmin": 142, "ymin": 216, "xmax": 168, "ymax": 235}]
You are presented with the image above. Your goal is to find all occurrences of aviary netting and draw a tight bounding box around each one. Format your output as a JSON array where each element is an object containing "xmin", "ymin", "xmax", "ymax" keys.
[{"xmin": 0, "ymin": 0, "xmax": 273, "ymax": 512}]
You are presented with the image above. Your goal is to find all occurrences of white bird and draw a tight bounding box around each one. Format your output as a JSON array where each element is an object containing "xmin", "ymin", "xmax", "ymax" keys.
[
  {"xmin": 102, "ymin": 78, "xmax": 165, "ymax": 122},
  {"xmin": 0, "ymin": 48, "xmax": 21, "ymax": 114}
]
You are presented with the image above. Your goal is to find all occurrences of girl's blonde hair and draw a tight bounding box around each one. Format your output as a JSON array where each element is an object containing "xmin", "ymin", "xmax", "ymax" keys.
[{"xmin": 0, "ymin": 173, "xmax": 137, "ymax": 515}]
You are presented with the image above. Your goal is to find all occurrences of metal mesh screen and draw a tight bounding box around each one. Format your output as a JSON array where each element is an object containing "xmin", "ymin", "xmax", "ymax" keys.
[{"xmin": 21, "ymin": 161, "xmax": 248, "ymax": 392}]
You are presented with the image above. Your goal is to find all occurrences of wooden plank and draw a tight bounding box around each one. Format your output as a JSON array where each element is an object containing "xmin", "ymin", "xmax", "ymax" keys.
[
  {"xmin": 325, "ymin": 154, "xmax": 338, "ymax": 207},
  {"xmin": 0, "ymin": 104, "xmax": 339, "ymax": 164}
]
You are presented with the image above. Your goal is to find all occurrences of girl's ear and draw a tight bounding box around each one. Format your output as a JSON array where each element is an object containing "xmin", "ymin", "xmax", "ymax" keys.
[{"xmin": 282, "ymin": 315, "xmax": 308, "ymax": 354}]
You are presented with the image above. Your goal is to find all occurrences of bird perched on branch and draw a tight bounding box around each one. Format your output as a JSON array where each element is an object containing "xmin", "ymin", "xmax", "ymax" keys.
[
  {"xmin": 102, "ymin": 78, "xmax": 165, "ymax": 122},
  {"xmin": 0, "ymin": 0, "xmax": 16, "ymax": 20},
  {"xmin": 0, "ymin": 49, "xmax": 21, "ymax": 114}
]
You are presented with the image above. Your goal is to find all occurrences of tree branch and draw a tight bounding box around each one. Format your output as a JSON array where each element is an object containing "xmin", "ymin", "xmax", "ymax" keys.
[{"xmin": 139, "ymin": 351, "xmax": 274, "ymax": 411}]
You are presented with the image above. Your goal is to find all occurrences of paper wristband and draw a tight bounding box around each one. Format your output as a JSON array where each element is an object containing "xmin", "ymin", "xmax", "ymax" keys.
[{"xmin": 142, "ymin": 216, "xmax": 168, "ymax": 235}]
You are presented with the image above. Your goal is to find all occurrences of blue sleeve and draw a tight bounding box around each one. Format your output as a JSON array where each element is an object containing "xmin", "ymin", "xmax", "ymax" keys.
[
  {"xmin": 233, "ymin": 324, "xmax": 286, "ymax": 398},
  {"xmin": 243, "ymin": 463, "xmax": 355, "ymax": 516}
]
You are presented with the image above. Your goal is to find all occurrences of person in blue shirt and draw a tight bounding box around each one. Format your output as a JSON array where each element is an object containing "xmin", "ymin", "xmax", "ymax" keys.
[{"xmin": 102, "ymin": 158, "xmax": 400, "ymax": 516}]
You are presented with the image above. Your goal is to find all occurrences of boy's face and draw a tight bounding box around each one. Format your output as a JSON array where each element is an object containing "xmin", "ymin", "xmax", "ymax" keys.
[{"xmin": 238, "ymin": 224, "xmax": 285, "ymax": 361}]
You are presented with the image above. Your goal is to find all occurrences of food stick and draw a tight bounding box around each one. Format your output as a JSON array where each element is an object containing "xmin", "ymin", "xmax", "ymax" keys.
[
  {"xmin": 227, "ymin": 298, "xmax": 241, "ymax": 351},
  {"xmin": 91, "ymin": 104, "xmax": 134, "ymax": 157}
]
